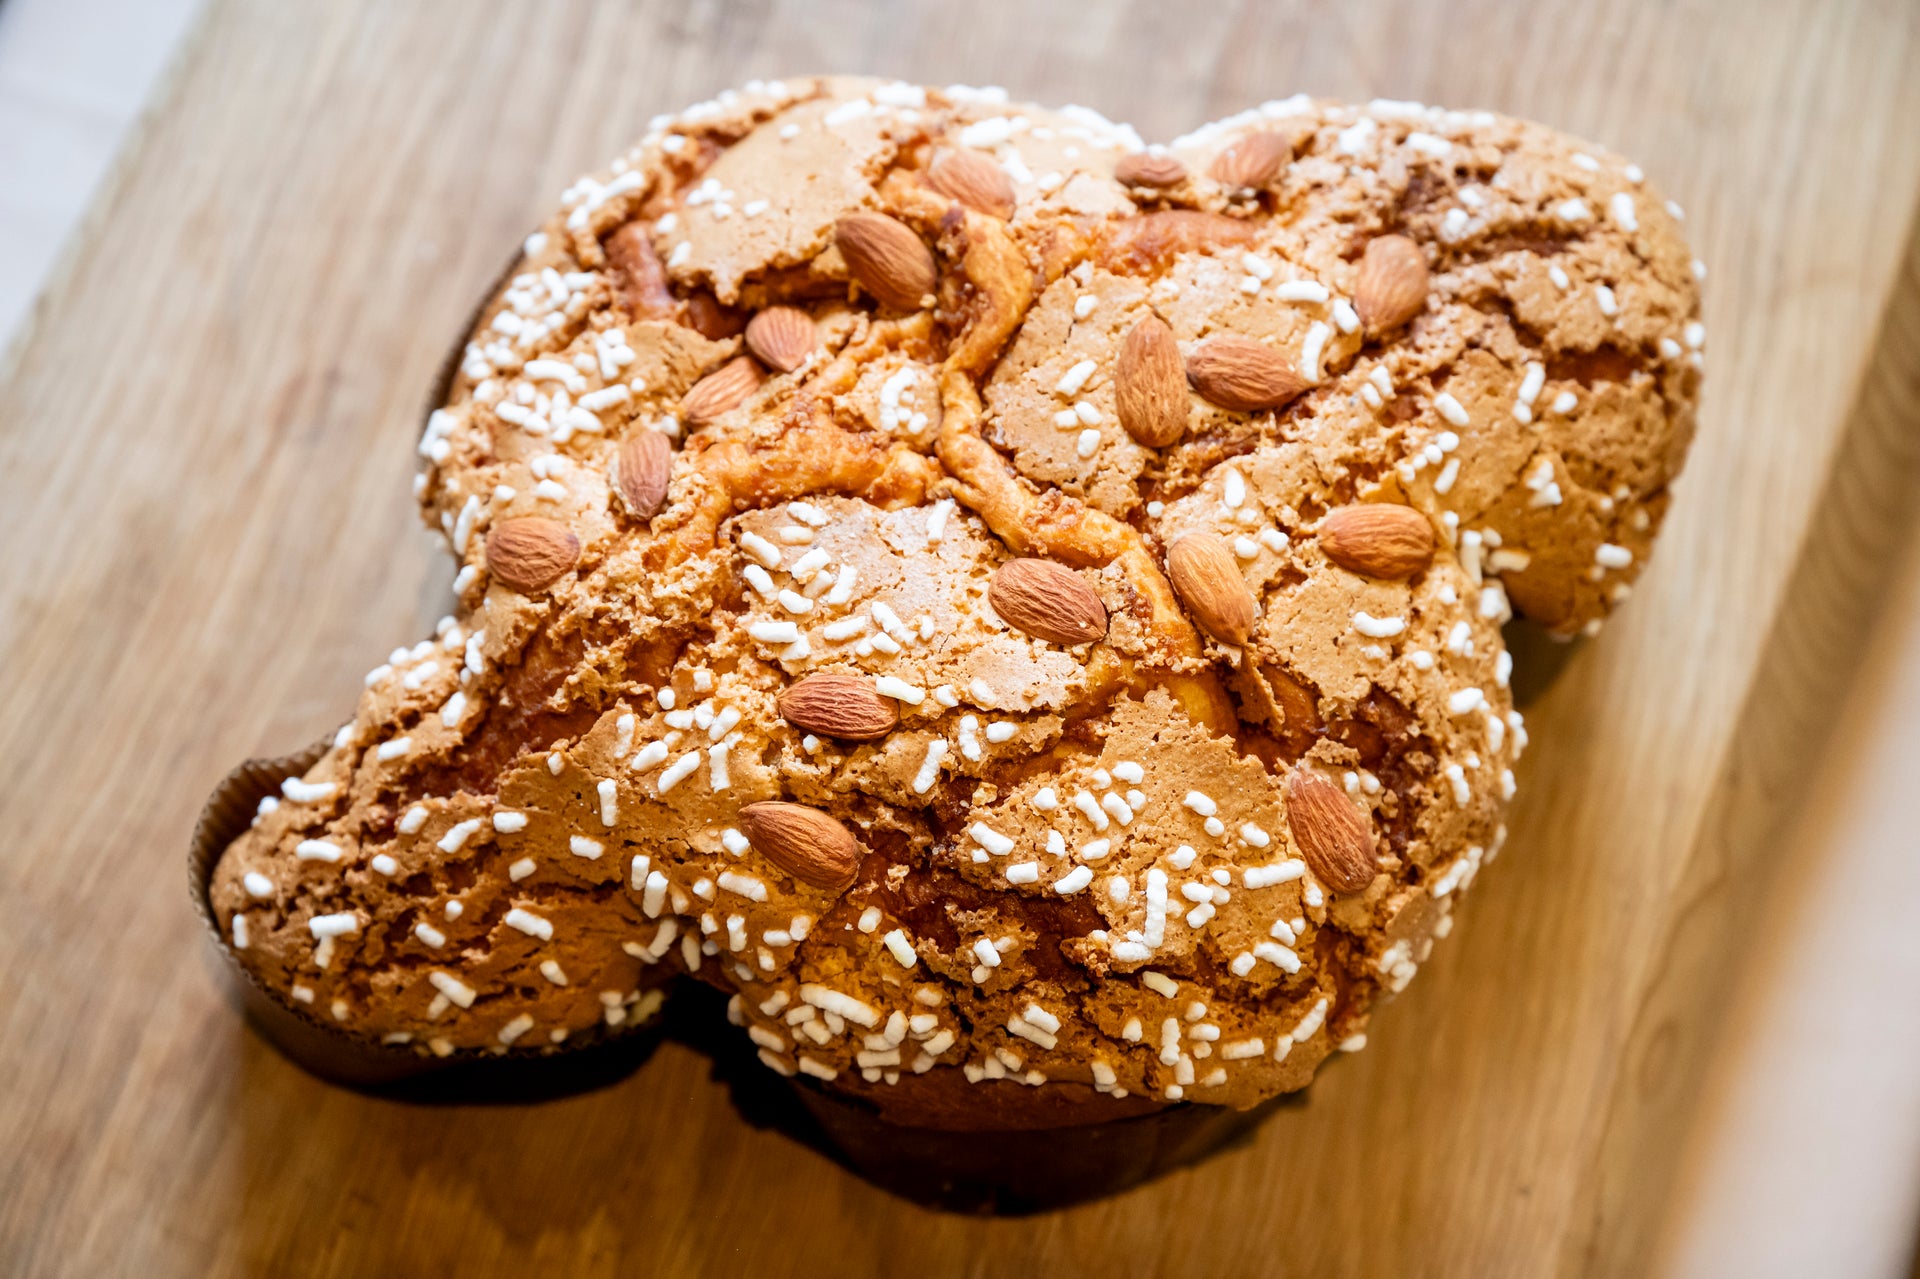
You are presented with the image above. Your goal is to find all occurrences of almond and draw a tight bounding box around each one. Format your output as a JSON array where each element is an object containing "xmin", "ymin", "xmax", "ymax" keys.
[
  {"xmin": 926, "ymin": 149, "xmax": 1015, "ymax": 220},
  {"xmin": 1353, "ymin": 234, "xmax": 1430, "ymax": 333},
  {"xmin": 680, "ymin": 356, "xmax": 760, "ymax": 427},
  {"xmin": 1097, "ymin": 210, "xmax": 1254, "ymax": 273},
  {"xmin": 485, "ymin": 517, "xmax": 580, "ymax": 594},
  {"xmin": 744, "ymin": 306, "xmax": 817, "ymax": 373},
  {"xmin": 613, "ymin": 430, "xmax": 672, "ymax": 518},
  {"xmin": 601, "ymin": 221, "xmax": 675, "ymax": 319},
  {"xmin": 1210, "ymin": 130, "xmax": 1292, "ymax": 190},
  {"xmin": 1185, "ymin": 336, "xmax": 1307, "ymax": 411},
  {"xmin": 1317, "ymin": 504, "xmax": 1435, "ymax": 579},
  {"xmin": 1166, "ymin": 533, "xmax": 1257, "ymax": 645},
  {"xmin": 777, "ymin": 673, "xmax": 899, "ymax": 741},
  {"xmin": 739, "ymin": 802, "xmax": 862, "ymax": 892},
  {"xmin": 1115, "ymin": 316, "xmax": 1189, "ymax": 448},
  {"xmin": 988, "ymin": 559, "xmax": 1107, "ymax": 646},
  {"xmin": 1285, "ymin": 766, "xmax": 1377, "ymax": 893},
  {"xmin": 834, "ymin": 212, "xmax": 937, "ymax": 310},
  {"xmin": 684, "ymin": 290, "xmax": 747, "ymax": 340},
  {"xmin": 1260, "ymin": 660, "xmax": 1322, "ymax": 757},
  {"xmin": 1114, "ymin": 151, "xmax": 1187, "ymax": 188}
]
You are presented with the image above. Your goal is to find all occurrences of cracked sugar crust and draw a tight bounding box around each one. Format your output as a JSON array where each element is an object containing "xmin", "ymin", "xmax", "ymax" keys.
[{"xmin": 211, "ymin": 76, "xmax": 1691, "ymax": 1120}]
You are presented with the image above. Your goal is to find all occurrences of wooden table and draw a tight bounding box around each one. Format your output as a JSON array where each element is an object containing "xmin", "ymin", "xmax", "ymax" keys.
[{"xmin": 4, "ymin": 1, "xmax": 1918, "ymax": 1274}]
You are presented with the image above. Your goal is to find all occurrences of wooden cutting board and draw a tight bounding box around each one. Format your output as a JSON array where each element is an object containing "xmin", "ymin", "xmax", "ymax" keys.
[{"xmin": 4, "ymin": 1, "xmax": 1918, "ymax": 1274}]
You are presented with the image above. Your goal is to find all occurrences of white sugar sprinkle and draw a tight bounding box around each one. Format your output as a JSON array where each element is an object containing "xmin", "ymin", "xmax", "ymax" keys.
[
  {"xmin": 1609, "ymin": 191, "xmax": 1638, "ymax": 232},
  {"xmin": 739, "ymin": 532, "xmax": 782, "ymax": 568},
  {"xmin": 295, "ymin": 839, "xmax": 342, "ymax": 863},
  {"xmin": 428, "ymin": 972, "xmax": 476, "ymax": 1009},
  {"xmin": 657, "ymin": 752, "xmax": 701, "ymax": 792},
  {"xmin": 882, "ymin": 929, "xmax": 918, "ymax": 968},
  {"xmin": 1255, "ymin": 941, "xmax": 1301, "ymax": 972},
  {"xmin": 505, "ymin": 907, "xmax": 553, "ymax": 940},
  {"xmin": 748, "ymin": 621, "xmax": 800, "ymax": 645},
  {"xmin": 926, "ymin": 498, "xmax": 954, "ymax": 542},
  {"xmin": 970, "ymin": 822, "xmax": 1015, "ymax": 856},
  {"xmin": 718, "ymin": 870, "xmax": 767, "ymax": 902},
  {"xmin": 1073, "ymin": 791, "xmax": 1110, "ymax": 831},
  {"xmin": 1055, "ymin": 359, "xmax": 1097, "ymax": 396},
  {"xmin": 1352, "ymin": 611, "xmax": 1405, "ymax": 638},
  {"xmin": 912, "ymin": 739, "xmax": 949, "ymax": 794},
  {"xmin": 309, "ymin": 912, "xmax": 359, "ymax": 939},
  {"xmin": 1244, "ymin": 861, "xmax": 1305, "ymax": 888},
  {"xmin": 1299, "ymin": 321, "xmax": 1330, "ymax": 381},
  {"xmin": 281, "ymin": 779, "xmax": 336, "ymax": 803},
  {"xmin": 875, "ymin": 675, "xmax": 925, "ymax": 705}
]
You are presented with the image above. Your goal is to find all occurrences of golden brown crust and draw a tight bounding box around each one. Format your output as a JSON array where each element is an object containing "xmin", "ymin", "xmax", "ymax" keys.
[{"xmin": 211, "ymin": 77, "xmax": 1699, "ymax": 1117}]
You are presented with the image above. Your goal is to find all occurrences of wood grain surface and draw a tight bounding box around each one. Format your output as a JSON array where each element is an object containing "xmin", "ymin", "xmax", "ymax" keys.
[{"xmin": 3, "ymin": 1, "xmax": 1918, "ymax": 1275}]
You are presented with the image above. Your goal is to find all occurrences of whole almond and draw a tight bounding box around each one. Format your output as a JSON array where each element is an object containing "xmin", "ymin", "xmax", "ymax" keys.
[
  {"xmin": 739, "ymin": 802, "xmax": 862, "ymax": 892},
  {"xmin": 1353, "ymin": 235, "xmax": 1430, "ymax": 333},
  {"xmin": 1115, "ymin": 316, "xmax": 1189, "ymax": 448},
  {"xmin": 1317, "ymin": 504, "xmax": 1436, "ymax": 579},
  {"xmin": 614, "ymin": 430, "xmax": 672, "ymax": 518},
  {"xmin": 1210, "ymin": 131, "xmax": 1292, "ymax": 190},
  {"xmin": 777, "ymin": 673, "xmax": 900, "ymax": 741},
  {"xmin": 1166, "ymin": 533, "xmax": 1257, "ymax": 645},
  {"xmin": 1185, "ymin": 336, "xmax": 1307, "ymax": 411},
  {"xmin": 926, "ymin": 149, "xmax": 1015, "ymax": 220},
  {"xmin": 1285, "ymin": 766, "xmax": 1378, "ymax": 893},
  {"xmin": 680, "ymin": 356, "xmax": 760, "ymax": 427},
  {"xmin": 988, "ymin": 559, "xmax": 1108, "ymax": 646},
  {"xmin": 744, "ymin": 306, "xmax": 818, "ymax": 373},
  {"xmin": 485, "ymin": 517, "xmax": 580, "ymax": 594},
  {"xmin": 1114, "ymin": 151, "xmax": 1187, "ymax": 188},
  {"xmin": 834, "ymin": 212, "xmax": 937, "ymax": 310}
]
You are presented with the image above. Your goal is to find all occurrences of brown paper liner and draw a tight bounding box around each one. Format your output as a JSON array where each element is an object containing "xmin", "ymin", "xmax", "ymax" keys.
[
  {"xmin": 783, "ymin": 1073, "xmax": 1298, "ymax": 1213},
  {"xmin": 658, "ymin": 980, "xmax": 1307, "ymax": 1213}
]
